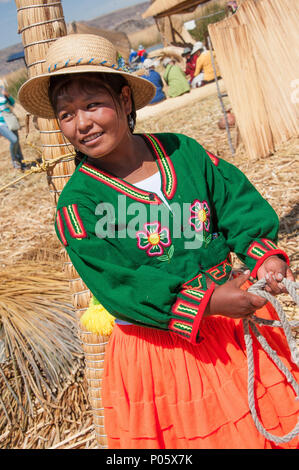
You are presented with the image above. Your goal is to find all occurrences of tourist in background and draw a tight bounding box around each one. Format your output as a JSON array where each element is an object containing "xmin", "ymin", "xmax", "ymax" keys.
[
  {"xmin": 0, "ymin": 82, "xmax": 24, "ymax": 170},
  {"xmin": 141, "ymin": 59, "xmax": 166, "ymax": 105},
  {"xmin": 182, "ymin": 46, "xmax": 197, "ymax": 87},
  {"xmin": 193, "ymin": 42, "xmax": 221, "ymax": 87},
  {"xmin": 189, "ymin": 42, "xmax": 206, "ymax": 88},
  {"xmin": 162, "ymin": 57, "xmax": 190, "ymax": 98},
  {"xmin": 137, "ymin": 44, "xmax": 148, "ymax": 64}
]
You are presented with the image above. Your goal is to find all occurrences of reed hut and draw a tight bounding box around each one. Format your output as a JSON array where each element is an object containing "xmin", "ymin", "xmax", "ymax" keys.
[
  {"xmin": 142, "ymin": 0, "xmax": 211, "ymax": 46},
  {"xmin": 208, "ymin": 0, "xmax": 299, "ymax": 159},
  {"xmin": 15, "ymin": 0, "xmax": 110, "ymax": 449}
]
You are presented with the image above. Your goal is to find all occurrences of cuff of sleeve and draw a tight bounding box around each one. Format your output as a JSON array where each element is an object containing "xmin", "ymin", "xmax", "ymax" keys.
[
  {"xmin": 251, "ymin": 249, "xmax": 290, "ymax": 277},
  {"xmin": 169, "ymin": 282, "xmax": 216, "ymax": 344},
  {"xmin": 246, "ymin": 239, "xmax": 289, "ymax": 278}
]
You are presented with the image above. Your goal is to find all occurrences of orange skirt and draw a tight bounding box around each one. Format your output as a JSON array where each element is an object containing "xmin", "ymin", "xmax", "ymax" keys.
[{"xmin": 102, "ymin": 301, "xmax": 299, "ymax": 449}]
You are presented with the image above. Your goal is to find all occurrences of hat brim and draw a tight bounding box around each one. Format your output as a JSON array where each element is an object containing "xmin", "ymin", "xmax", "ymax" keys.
[{"xmin": 18, "ymin": 65, "xmax": 156, "ymax": 119}]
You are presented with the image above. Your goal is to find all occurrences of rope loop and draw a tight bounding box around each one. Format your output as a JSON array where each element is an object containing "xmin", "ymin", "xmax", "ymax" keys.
[
  {"xmin": 244, "ymin": 277, "xmax": 299, "ymax": 444},
  {"xmin": 0, "ymin": 151, "xmax": 75, "ymax": 193}
]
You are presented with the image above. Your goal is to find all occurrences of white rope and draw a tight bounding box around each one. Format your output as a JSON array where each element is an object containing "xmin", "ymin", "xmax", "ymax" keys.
[{"xmin": 244, "ymin": 278, "xmax": 299, "ymax": 444}]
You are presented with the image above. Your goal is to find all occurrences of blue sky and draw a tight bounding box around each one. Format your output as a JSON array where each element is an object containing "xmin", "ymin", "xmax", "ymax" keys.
[{"xmin": 0, "ymin": 0, "xmax": 147, "ymax": 49}]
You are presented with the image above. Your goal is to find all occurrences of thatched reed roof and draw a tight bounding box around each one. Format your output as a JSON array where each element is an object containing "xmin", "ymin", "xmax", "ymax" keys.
[
  {"xmin": 143, "ymin": 0, "xmax": 210, "ymax": 19},
  {"xmin": 67, "ymin": 22, "xmax": 131, "ymax": 61}
]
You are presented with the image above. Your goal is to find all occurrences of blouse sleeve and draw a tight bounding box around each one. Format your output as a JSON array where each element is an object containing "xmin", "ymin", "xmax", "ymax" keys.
[
  {"xmin": 55, "ymin": 202, "xmax": 215, "ymax": 344},
  {"xmin": 202, "ymin": 149, "xmax": 289, "ymax": 276},
  {"xmin": 194, "ymin": 55, "xmax": 204, "ymax": 77}
]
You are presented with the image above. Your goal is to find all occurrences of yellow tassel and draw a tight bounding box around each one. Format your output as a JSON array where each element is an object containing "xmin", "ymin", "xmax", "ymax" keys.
[{"xmin": 80, "ymin": 296, "xmax": 115, "ymax": 335}]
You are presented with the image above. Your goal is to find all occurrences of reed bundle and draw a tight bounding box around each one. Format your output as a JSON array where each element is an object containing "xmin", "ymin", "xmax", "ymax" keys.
[
  {"xmin": 208, "ymin": 0, "xmax": 299, "ymax": 159},
  {"xmin": 0, "ymin": 262, "xmax": 82, "ymax": 432}
]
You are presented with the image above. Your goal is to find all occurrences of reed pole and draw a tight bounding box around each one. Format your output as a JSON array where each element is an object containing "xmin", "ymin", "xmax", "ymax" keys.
[{"xmin": 15, "ymin": 0, "xmax": 108, "ymax": 449}]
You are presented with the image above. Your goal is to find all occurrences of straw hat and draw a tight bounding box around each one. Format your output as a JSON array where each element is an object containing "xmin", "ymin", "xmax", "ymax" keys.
[
  {"xmin": 18, "ymin": 34, "xmax": 156, "ymax": 119},
  {"xmin": 191, "ymin": 41, "xmax": 204, "ymax": 55},
  {"xmin": 162, "ymin": 57, "xmax": 172, "ymax": 67},
  {"xmin": 143, "ymin": 58, "xmax": 154, "ymax": 69}
]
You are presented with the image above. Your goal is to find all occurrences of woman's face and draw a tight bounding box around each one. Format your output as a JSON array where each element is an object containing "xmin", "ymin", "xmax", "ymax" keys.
[{"xmin": 55, "ymin": 78, "xmax": 131, "ymax": 159}]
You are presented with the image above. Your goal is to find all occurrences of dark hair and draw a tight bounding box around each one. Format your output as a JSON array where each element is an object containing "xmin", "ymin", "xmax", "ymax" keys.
[{"xmin": 48, "ymin": 72, "xmax": 137, "ymax": 166}]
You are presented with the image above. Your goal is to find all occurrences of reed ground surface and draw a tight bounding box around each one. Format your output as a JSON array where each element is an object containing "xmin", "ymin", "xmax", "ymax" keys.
[{"xmin": 0, "ymin": 87, "xmax": 298, "ymax": 449}]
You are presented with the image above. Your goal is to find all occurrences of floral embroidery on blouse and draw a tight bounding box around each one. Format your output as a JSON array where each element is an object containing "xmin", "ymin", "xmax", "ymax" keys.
[
  {"xmin": 189, "ymin": 200, "xmax": 210, "ymax": 232},
  {"xmin": 136, "ymin": 222, "xmax": 172, "ymax": 258}
]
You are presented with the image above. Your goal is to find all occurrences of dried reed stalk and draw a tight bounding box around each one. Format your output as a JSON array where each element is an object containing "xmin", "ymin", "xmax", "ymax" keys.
[
  {"xmin": 0, "ymin": 262, "xmax": 83, "ymax": 431},
  {"xmin": 14, "ymin": 0, "xmax": 108, "ymax": 448},
  {"xmin": 209, "ymin": 0, "xmax": 299, "ymax": 159}
]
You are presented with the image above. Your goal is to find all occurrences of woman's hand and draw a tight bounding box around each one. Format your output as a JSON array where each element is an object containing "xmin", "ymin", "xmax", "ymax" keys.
[
  {"xmin": 207, "ymin": 271, "xmax": 267, "ymax": 319},
  {"xmin": 256, "ymin": 255, "xmax": 295, "ymax": 295}
]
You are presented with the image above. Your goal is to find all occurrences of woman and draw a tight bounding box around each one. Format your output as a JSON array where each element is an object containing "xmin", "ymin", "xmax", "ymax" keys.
[
  {"xmin": 141, "ymin": 59, "xmax": 166, "ymax": 104},
  {"xmin": 162, "ymin": 57, "xmax": 190, "ymax": 98},
  {"xmin": 18, "ymin": 34, "xmax": 298, "ymax": 449},
  {"xmin": 0, "ymin": 83, "xmax": 24, "ymax": 170}
]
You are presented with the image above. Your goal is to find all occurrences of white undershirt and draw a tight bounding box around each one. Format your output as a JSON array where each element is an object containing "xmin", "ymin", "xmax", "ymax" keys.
[{"xmin": 133, "ymin": 171, "xmax": 171, "ymax": 209}]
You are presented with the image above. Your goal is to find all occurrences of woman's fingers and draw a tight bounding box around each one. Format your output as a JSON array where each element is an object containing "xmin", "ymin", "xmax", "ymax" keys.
[{"xmin": 264, "ymin": 271, "xmax": 288, "ymax": 294}]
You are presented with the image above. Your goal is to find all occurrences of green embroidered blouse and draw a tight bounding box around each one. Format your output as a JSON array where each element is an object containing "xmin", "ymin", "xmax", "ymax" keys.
[{"xmin": 55, "ymin": 133, "xmax": 288, "ymax": 344}]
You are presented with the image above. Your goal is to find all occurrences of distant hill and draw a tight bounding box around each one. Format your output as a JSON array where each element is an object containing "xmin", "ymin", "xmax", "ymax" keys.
[
  {"xmin": 84, "ymin": 2, "xmax": 153, "ymax": 32},
  {"xmin": 0, "ymin": 43, "xmax": 25, "ymax": 77},
  {"xmin": 0, "ymin": 1, "xmax": 152, "ymax": 76}
]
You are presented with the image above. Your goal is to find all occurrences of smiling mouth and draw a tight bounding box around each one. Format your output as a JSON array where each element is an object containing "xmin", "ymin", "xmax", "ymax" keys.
[{"xmin": 81, "ymin": 132, "xmax": 103, "ymax": 144}]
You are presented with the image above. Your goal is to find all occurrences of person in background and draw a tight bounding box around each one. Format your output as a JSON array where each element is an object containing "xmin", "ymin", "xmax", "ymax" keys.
[
  {"xmin": 129, "ymin": 48, "xmax": 137, "ymax": 63},
  {"xmin": 129, "ymin": 48, "xmax": 138, "ymax": 69},
  {"xmin": 193, "ymin": 42, "xmax": 221, "ymax": 87},
  {"xmin": 137, "ymin": 44, "xmax": 148, "ymax": 64},
  {"xmin": 0, "ymin": 83, "xmax": 24, "ymax": 170},
  {"xmin": 182, "ymin": 46, "xmax": 197, "ymax": 86},
  {"xmin": 141, "ymin": 58, "xmax": 166, "ymax": 105},
  {"xmin": 189, "ymin": 42, "xmax": 206, "ymax": 88},
  {"xmin": 162, "ymin": 57, "xmax": 190, "ymax": 98}
]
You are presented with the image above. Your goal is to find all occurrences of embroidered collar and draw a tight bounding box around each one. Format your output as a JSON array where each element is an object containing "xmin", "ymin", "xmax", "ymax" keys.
[
  {"xmin": 79, "ymin": 134, "xmax": 177, "ymax": 205},
  {"xmin": 143, "ymin": 134, "xmax": 177, "ymax": 200}
]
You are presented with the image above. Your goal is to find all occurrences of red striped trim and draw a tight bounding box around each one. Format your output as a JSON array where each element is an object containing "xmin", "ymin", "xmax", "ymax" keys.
[
  {"xmin": 182, "ymin": 273, "xmax": 203, "ymax": 289},
  {"xmin": 261, "ymin": 238, "xmax": 278, "ymax": 251},
  {"xmin": 205, "ymin": 150, "xmax": 219, "ymax": 166},
  {"xmin": 62, "ymin": 205, "xmax": 87, "ymax": 239},
  {"xmin": 144, "ymin": 134, "xmax": 177, "ymax": 200},
  {"xmin": 206, "ymin": 254, "xmax": 232, "ymax": 281},
  {"xmin": 56, "ymin": 210, "xmax": 68, "ymax": 246},
  {"xmin": 190, "ymin": 282, "xmax": 215, "ymax": 345},
  {"xmin": 251, "ymin": 249, "xmax": 290, "ymax": 278},
  {"xmin": 168, "ymin": 318, "xmax": 192, "ymax": 338},
  {"xmin": 80, "ymin": 163, "xmax": 161, "ymax": 205},
  {"xmin": 72, "ymin": 203, "xmax": 87, "ymax": 238},
  {"xmin": 247, "ymin": 241, "xmax": 268, "ymax": 260},
  {"xmin": 171, "ymin": 298, "xmax": 198, "ymax": 320},
  {"xmin": 181, "ymin": 288, "xmax": 205, "ymax": 302}
]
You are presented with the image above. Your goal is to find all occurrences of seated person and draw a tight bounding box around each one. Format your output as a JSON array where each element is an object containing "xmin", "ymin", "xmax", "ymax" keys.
[
  {"xmin": 141, "ymin": 59, "xmax": 166, "ymax": 104},
  {"xmin": 194, "ymin": 45, "xmax": 221, "ymax": 87},
  {"xmin": 162, "ymin": 57, "xmax": 190, "ymax": 98},
  {"xmin": 182, "ymin": 46, "xmax": 197, "ymax": 84}
]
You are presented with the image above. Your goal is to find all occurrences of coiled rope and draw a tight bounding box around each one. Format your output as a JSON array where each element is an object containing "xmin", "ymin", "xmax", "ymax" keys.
[{"xmin": 245, "ymin": 278, "xmax": 299, "ymax": 444}]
